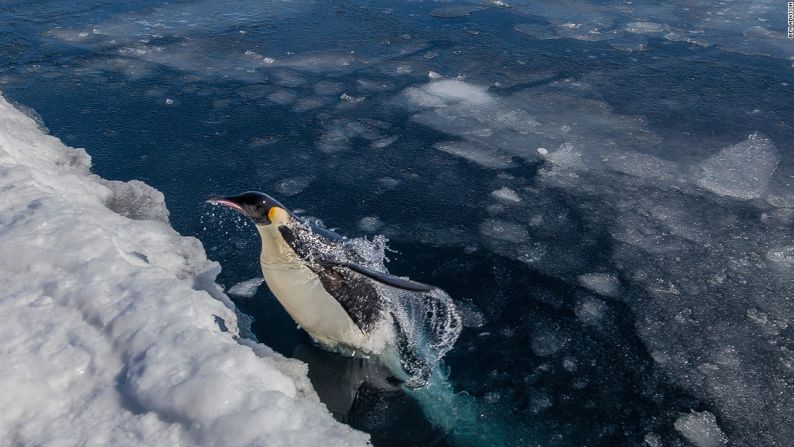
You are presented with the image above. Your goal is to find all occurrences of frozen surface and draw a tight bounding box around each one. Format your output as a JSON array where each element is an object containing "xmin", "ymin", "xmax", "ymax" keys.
[
  {"xmin": 674, "ymin": 411, "xmax": 728, "ymax": 447},
  {"xmin": 694, "ymin": 133, "xmax": 779, "ymax": 200},
  {"xmin": 0, "ymin": 95, "xmax": 368, "ymax": 446}
]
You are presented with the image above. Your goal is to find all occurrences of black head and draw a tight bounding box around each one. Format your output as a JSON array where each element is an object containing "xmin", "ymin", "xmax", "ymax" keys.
[{"xmin": 207, "ymin": 191, "xmax": 289, "ymax": 225}]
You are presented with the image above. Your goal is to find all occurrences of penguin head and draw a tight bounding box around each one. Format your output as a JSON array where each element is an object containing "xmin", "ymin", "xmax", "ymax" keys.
[{"xmin": 207, "ymin": 191, "xmax": 290, "ymax": 226}]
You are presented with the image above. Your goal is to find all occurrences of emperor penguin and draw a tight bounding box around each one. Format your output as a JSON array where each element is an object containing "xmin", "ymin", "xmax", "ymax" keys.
[{"xmin": 209, "ymin": 191, "xmax": 461, "ymax": 385}]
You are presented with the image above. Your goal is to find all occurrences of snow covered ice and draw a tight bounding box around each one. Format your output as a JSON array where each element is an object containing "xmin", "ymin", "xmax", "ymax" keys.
[{"xmin": 0, "ymin": 95, "xmax": 367, "ymax": 446}]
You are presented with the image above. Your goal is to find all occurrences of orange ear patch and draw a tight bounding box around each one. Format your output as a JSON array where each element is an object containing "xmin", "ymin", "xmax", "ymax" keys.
[{"xmin": 268, "ymin": 206, "xmax": 288, "ymax": 223}]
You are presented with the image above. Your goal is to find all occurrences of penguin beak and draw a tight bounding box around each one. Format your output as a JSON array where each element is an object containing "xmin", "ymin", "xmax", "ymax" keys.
[{"xmin": 207, "ymin": 196, "xmax": 246, "ymax": 214}]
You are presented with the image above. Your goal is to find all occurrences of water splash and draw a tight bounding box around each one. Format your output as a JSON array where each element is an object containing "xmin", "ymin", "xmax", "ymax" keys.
[{"xmin": 286, "ymin": 218, "xmax": 462, "ymax": 386}]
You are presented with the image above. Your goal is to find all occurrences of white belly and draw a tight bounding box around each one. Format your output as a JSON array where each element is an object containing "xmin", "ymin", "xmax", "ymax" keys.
[{"xmin": 256, "ymin": 225, "xmax": 386, "ymax": 355}]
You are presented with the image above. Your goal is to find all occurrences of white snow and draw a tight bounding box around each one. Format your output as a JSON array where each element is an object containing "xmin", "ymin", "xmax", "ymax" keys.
[
  {"xmin": 0, "ymin": 94, "xmax": 368, "ymax": 446},
  {"xmin": 674, "ymin": 411, "xmax": 728, "ymax": 447}
]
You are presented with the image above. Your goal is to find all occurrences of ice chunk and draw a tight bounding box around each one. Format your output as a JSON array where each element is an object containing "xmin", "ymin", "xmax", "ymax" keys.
[
  {"xmin": 422, "ymin": 79, "xmax": 493, "ymax": 106},
  {"xmin": 340, "ymin": 92, "xmax": 365, "ymax": 103},
  {"xmin": 490, "ymin": 187, "xmax": 521, "ymax": 203},
  {"xmin": 434, "ymin": 141, "xmax": 515, "ymax": 169},
  {"xmin": 674, "ymin": 411, "xmax": 728, "ymax": 447},
  {"xmin": 371, "ymin": 135, "xmax": 399, "ymax": 149},
  {"xmin": 480, "ymin": 219, "xmax": 529, "ymax": 243},
  {"xmin": 577, "ymin": 273, "xmax": 620, "ymax": 297},
  {"xmin": 228, "ymin": 278, "xmax": 264, "ymax": 298},
  {"xmin": 275, "ymin": 176, "xmax": 312, "ymax": 196},
  {"xmin": 625, "ymin": 22, "xmax": 666, "ymax": 33},
  {"xmin": 575, "ymin": 298, "xmax": 607, "ymax": 325},
  {"xmin": 695, "ymin": 133, "xmax": 779, "ymax": 200},
  {"xmin": 531, "ymin": 326, "xmax": 569, "ymax": 356}
]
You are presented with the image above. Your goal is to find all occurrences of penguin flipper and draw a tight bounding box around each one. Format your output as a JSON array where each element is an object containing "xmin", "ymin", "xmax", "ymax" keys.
[{"xmin": 333, "ymin": 261, "xmax": 435, "ymax": 292}]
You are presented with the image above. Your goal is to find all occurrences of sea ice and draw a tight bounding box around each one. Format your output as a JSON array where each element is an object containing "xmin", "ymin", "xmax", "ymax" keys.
[
  {"xmin": 575, "ymin": 298, "xmax": 607, "ymax": 325},
  {"xmin": 275, "ymin": 176, "xmax": 312, "ymax": 196},
  {"xmin": 530, "ymin": 326, "xmax": 569, "ymax": 357},
  {"xmin": 490, "ymin": 187, "xmax": 521, "ymax": 203},
  {"xmin": 480, "ymin": 219, "xmax": 530, "ymax": 243},
  {"xmin": 433, "ymin": 141, "xmax": 515, "ymax": 169},
  {"xmin": 674, "ymin": 411, "xmax": 728, "ymax": 447},
  {"xmin": 694, "ymin": 133, "xmax": 779, "ymax": 200},
  {"xmin": 577, "ymin": 273, "xmax": 619, "ymax": 297},
  {"xmin": 228, "ymin": 278, "xmax": 264, "ymax": 298}
]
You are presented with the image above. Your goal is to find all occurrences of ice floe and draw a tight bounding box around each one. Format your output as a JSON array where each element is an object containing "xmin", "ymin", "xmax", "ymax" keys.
[
  {"xmin": 674, "ymin": 411, "xmax": 728, "ymax": 447},
  {"xmin": 227, "ymin": 278, "xmax": 265, "ymax": 298},
  {"xmin": 694, "ymin": 132, "xmax": 779, "ymax": 200}
]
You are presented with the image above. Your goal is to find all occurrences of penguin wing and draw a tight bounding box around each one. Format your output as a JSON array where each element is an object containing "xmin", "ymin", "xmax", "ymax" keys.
[
  {"xmin": 278, "ymin": 223, "xmax": 435, "ymax": 291},
  {"xmin": 330, "ymin": 261, "xmax": 435, "ymax": 292}
]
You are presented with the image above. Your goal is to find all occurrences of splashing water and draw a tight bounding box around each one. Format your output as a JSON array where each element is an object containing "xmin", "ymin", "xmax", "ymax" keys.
[{"xmin": 286, "ymin": 218, "xmax": 462, "ymax": 386}]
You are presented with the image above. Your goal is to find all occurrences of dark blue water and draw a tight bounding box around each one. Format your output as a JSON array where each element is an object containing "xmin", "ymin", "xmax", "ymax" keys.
[{"xmin": 2, "ymin": 1, "xmax": 793, "ymax": 445}]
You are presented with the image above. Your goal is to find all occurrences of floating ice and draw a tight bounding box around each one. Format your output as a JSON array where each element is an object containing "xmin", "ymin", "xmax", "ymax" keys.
[
  {"xmin": 674, "ymin": 411, "xmax": 728, "ymax": 447},
  {"xmin": 577, "ymin": 273, "xmax": 619, "ymax": 297},
  {"xmin": 228, "ymin": 278, "xmax": 264, "ymax": 298},
  {"xmin": 430, "ymin": 5, "xmax": 485, "ymax": 18},
  {"xmin": 625, "ymin": 22, "xmax": 666, "ymax": 34},
  {"xmin": 422, "ymin": 79, "xmax": 493, "ymax": 106},
  {"xmin": 340, "ymin": 92, "xmax": 365, "ymax": 103},
  {"xmin": 267, "ymin": 89, "xmax": 296, "ymax": 105},
  {"xmin": 531, "ymin": 326, "xmax": 569, "ymax": 357},
  {"xmin": 490, "ymin": 187, "xmax": 521, "ymax": 203},
  {"xmin": 371, "ymin": 135, "xmax": 399, "ymax": 149},
  {"xmin": 434, "ymin": 141, "xmax": 515, "ymax": 169},
  {"xmin": 0, "ymin": 95, "xmax": 367, "ymax": 446},
  {"xmin": 695, "ymin": 133, "xmax": 779, "ymax": 200},
  {"xmin": 274, "ymin": 176, "xmax": 312, "ymax": 196},
  {"xmin": 575, "ymin": 298, "xmax": 607, "ymax": 325},
  {"xmin": 480, "ymin": 219, "xmax": 529, "ymax": 243}
]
